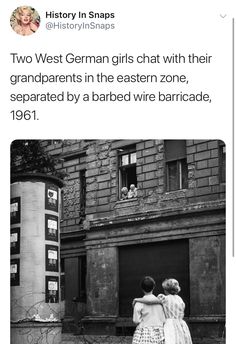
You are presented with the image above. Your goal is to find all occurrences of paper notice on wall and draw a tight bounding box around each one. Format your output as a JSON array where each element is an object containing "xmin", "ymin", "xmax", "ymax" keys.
[
  {"xmin": 48, "ymin": 250, "xmax": 57, "ymax": 260},
  {"xmin": 10, "ymin": 233, "xmax": 18, "ymax": 243},
  {"xmin": 11, "ymin": 264, "xmax": 17, "ymax": 274},
  {"xmin": 48, "ymin": 189, "xmax": 57, "ymax": 200},
  {"xmin": 48, "ymin": 281, "xmax": 58, "ymax": 291},
  {"xmin": 10, "ymin": 202, "xmax": 18, "ymax": 213},
  {"xmin": 48, "ymin": 219, "xmax": 57, "ymax": 229}
]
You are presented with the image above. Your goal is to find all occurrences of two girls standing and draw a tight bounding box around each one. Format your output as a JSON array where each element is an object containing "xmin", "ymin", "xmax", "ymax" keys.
[{"xmin": 132, "ymin": 277, "xmax": 192, "ymax": 344}]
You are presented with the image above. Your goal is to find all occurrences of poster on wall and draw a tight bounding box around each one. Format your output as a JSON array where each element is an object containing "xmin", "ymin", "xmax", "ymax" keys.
[
  {"xmin": 10, "ymin": 197, "xmax": 21, "ymax": 224},
  {"xmin": 45, "ymin": 244, "xmax": 59, "ymax": 272},
  {"xmin": 10, "ymin": 258, "xmax": 20, "ymax": 286},
  {"xmin": 10, "ymin": 227, "xmax": 20, "ymax": 255},
  {"xmin": 45, "ymin": 276, "xmax": 59, "ymax": 303},
  {"xmin": 45, "ymin": 214, "xmax": 58, "ymax": 242},
  {"xmin": 45, "ymin": 184, "xmax": 58, "ymax": 212}
]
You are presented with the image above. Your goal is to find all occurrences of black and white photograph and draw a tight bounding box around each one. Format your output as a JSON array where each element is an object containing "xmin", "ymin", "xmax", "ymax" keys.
[{"xmin": 10, "ymin": 139, "xmax": 225, "ymax": 344}]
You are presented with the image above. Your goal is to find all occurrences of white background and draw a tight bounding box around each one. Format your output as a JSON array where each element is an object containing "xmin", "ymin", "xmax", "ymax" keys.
[{"xmin": 1, "ymin": 0, "xmax": 235, "ymax": 342}]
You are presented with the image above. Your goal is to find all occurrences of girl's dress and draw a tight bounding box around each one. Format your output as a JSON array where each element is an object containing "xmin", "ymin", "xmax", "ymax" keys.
[
  {"xmin": 159, "ymin": 294, "xmax": 192, "ymax": 344},
  {"xmin": 132, "ymin": 294, "xmax": 165, "ymax": 344}
]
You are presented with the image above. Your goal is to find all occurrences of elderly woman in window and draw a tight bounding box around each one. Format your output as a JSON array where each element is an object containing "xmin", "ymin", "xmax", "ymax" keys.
[
  {"xmin": 121, "ymin": 187, "xmax": 128, "ymax": 200},
  {"xmin": 128, "ymin": 184, "xmax": 138, "ymax": 198}
]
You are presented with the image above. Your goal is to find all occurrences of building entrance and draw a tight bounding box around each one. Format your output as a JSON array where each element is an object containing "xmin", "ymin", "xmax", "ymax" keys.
[
  {"xmin": 64, "ymin": 256, "xmax": 86, "ymax": 332},
  {"xmin": 119, "ymin": 239, "xmax": 190, "ymax": 317}
]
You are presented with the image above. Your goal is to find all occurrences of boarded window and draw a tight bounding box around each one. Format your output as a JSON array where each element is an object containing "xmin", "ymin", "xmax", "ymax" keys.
[{"xmin": 119, "ymin": 239, "xmax": 190, "ymax": 317}]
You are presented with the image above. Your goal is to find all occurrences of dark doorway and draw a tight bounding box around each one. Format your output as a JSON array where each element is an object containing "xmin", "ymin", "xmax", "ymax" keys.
[
  {"xmin": 119, "ymin": 239, "xmax": 190, "ymax": 317},
  {"xmin": 64, "ymin": 256, "xmax": 86, "ymax": 332}
]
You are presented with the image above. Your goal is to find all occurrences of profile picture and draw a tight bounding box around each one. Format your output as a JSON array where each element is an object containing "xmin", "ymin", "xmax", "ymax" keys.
[{"xmin": 10, "ymin": 6, "xmax": 40, "ymax": 36}]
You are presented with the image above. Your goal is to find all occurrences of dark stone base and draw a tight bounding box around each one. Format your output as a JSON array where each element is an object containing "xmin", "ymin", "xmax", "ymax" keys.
[
  {"xmin": 82, "ymin": 316, "xmax": 117, "ymax": 335},
  {"xmin": 188, "ymin": 316, "xmax": 225, "ymax": 340},
  {"xmin": 62, "ymin": 316, "xmax": 84, "ymax": 334},
  {"xmin": 70, "ymin": 315, "xmax": 225, "ymax": 342}
]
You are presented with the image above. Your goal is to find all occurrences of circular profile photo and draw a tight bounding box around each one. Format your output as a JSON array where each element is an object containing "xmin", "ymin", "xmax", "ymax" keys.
[{"xmin": 10, "ymin": 6, "xmax": 40, "ymax": 36}]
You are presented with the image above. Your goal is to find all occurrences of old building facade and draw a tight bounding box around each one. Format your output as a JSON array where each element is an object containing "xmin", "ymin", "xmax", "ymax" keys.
[{"xmin": 43, "ymin": 139, "xmax": 225, "ymax": 341}]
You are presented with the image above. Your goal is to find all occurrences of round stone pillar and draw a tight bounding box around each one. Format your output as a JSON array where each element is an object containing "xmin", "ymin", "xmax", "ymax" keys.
[{"xmin": 10, "ymin": 173, "xmax": 63, "ymax": 344}]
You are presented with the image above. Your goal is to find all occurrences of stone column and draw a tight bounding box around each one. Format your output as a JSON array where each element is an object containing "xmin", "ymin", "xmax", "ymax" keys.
[
  {"xmin": 189, "ymin": 235, "xmax": 225, "ymax": 339},
  {"xmin": 10, "ymin": 173, "xmax": 63, "ymax": 344},
  {"xmin": 83, "ymin": 246, "xmax": 119, "ymax": 334}
]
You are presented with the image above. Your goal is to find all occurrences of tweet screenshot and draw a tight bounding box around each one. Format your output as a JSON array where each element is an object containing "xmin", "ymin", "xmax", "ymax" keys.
[{"xmin": 1, "ymin": 1, "xmax": 235, "ymax": 343}]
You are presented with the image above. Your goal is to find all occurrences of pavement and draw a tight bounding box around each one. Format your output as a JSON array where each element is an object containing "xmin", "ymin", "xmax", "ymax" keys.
[
  {"xmin": 61, "ymin": 335, "xmax": 132, "ymax": 344},
  {"xmin": 61, "ymin": 334, "xmax": 225, "ymax": 344}
]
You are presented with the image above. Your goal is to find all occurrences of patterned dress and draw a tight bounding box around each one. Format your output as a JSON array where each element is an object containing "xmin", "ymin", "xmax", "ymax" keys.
[{"xmin": 159, "ymin": 294, "xmax": 192, "ymax": 344}]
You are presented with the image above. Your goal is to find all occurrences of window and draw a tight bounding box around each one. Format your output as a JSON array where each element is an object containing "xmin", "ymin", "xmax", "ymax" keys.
[
  {"xmin": 165, "ymin": 140, "xmax": 188, "ymax": 191},
  {"xmin": 79, "ymin": 170, "xmax": 86, "ymax": 222},
  {"xmin": 60, "ymin": 258, "xmax": 65, "ymax": 301},
  {"xmin": 78, "ymin": 255, "xmax": 87, "ymax": 300},
  {"xmin": 118, "ymin": 146, "xmax": 137, "ymax": 199},
  {"xmin": 60, "ymin": 189, "xmax": 64, "ymax": 221},
  {"xmin": 219, "ymin": 141, "xmax": 226, "ymax": 183}
]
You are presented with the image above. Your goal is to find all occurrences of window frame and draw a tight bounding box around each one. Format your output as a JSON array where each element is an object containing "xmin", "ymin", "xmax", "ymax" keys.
[
  {"xmin": 165, "ymin": 140, "xmax": 188, "ymax": 192},
  {"xmin": 79, "ymin": 169, "xmax": 86, "ymax": 222},
  {"xmin": 117, "ymin": 146, "xmax": 137, "ymax": 200},
  {"xmin": 219, "ymin": 141, "xmax": 226, "ymax": 183}
]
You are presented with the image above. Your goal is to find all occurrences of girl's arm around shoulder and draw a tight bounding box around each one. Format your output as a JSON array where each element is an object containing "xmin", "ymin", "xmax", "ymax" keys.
[
  {"xmin": 157, "ymin": 293, "xmax": 167, "ymax": 303},
  {"xmin": 132, "ymin": 295, "xmax": 162, "ymax": 307}
]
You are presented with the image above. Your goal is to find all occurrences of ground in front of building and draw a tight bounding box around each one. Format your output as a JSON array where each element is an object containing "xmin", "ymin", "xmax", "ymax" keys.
[{"xmin": 61, "ymin": 334, "xmax": 225, "ymax": 344}]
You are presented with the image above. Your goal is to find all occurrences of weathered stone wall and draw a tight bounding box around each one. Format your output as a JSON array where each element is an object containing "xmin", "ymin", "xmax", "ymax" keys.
[
  {"xmin": 86, "ymin": 247, "xmax": 118, "ymax": 316},
  {"xmin": 187, "ymin": 140, "xmax": 225, "ymax": 203},
  {"xmin": 190, "ymin": 235, "xmax": 225, "ymax": 316},
  {"xmin": 43, "ymin": 139, "xmax": 225, "ymax": 228},
  {"xmin": 42, "ymin": 139, "xmax": 225, "ymax": 340},
  {"xmin": 83, "ymin": 208, "xmax": 225, "ymax": 338}
]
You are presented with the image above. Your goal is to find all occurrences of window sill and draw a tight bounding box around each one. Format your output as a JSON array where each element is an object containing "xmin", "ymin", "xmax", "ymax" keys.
[
  {"xmin": 165, "ymin": 188, "xmax": 187, "ymax": 193},
  {"xmin": 118, "ymin": 197, "xmax": 138, "ymax": 203},
  {"xmin": 114, "ymin": 197, "xmax": 138, "ymax": 209},
  {"xmin": 163, "ymin": 189, "xmax": 188, "ymax": 200}
]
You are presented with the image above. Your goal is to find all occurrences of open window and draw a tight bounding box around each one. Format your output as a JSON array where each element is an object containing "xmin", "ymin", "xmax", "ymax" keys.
[
  {"xmin": 118, "ymin": 146, "xmax": 137, "ymax": 199},
  {"xmin": 165, "ymin": 140, "xmax": 188, "ymax": 191}
]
